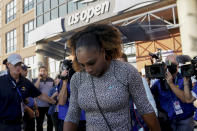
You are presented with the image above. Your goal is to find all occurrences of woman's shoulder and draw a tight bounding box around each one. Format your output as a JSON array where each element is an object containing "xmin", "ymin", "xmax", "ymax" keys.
[
  {"xmin": 112, "ymin": 60, "xmax": 137, "ymax": 73},
  {"xmin": 70, "ymin": 71, "xmax": 88, "ymax": 85}
]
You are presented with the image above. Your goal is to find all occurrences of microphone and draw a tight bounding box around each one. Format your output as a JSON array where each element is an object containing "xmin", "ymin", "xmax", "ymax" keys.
[
  {"xmin": 176, "ymin": 55, "xmax": 191, "ymax": 64},
  {"xmin": 149, "ymin": 52, "xmax": 159, "ymax": 59}
]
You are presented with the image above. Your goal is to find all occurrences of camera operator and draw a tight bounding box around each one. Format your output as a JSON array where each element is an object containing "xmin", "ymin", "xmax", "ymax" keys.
[
  {"xmin": 57, "ymin": 59, "xmax": 86, "ymax": 131},
  {"xmin": 151, "ymin": 54, "xmax": 194, "ymax": 131},
  {"xmin": 183, "ymin": 56, "xmax": 197, "ymax": 121}
]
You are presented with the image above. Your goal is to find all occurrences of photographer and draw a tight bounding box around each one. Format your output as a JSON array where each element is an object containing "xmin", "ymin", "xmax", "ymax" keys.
[
  {"xmin": 47, "ymin": 75, "xmax": 60, "ymax": 131},
  {"xmin": 57, "ymin": 60, "xmax": 86, "ymax": 131},
  {"xmin": 183, "ymin": 56, "xmax": 197, "ymax": 121},
  {"xmin": 151, "ymin": 54, "xmax": 194, "ymax": 131}
]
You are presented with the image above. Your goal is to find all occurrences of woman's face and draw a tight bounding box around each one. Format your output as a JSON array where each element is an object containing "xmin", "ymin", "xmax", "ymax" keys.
[{"xmin": 76, "ymin": 47, "xmax": 107, "ymax": 77}]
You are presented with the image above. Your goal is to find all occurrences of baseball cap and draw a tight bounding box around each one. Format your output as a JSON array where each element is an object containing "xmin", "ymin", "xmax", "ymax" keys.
[
  {"xmin": 7, "ymin": 54, "xmax": 22, "ymax": 65},
  {"xmin": 21, "ymin": 64, "xmax": 30, "ymax": 71}
]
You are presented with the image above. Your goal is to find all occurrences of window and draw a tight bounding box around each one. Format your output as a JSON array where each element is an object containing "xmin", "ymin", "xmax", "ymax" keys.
[
  {"xmin": 59, "ymin": 0, "xmax": 65, "ymax": 4},
  {"xmin": 77, "ymin": 2, "xmax": 87, "ymax": 9},
  {"xmin": 36, "ymin": 0, "xmax": 89, "ymax": 27},
  {"xmin": 23, "ymin": 0, "xmax": 34, "ymax": 13},
  {"xmin": 59, "ymin": 3, "xmax": 67, "ymax": 17},
  {"xmin": 36, "ymin": 0, "xmax": 43, "ymax": 3},
  {"xmin": 44, "ymin": 0, "xmax": 50, "ymax": 12},
  {"xmin": 49, "ymin": 58, "xmax": 60, "ymax": 79},
  {"xmin": 6, "ymin": 0, "xmax": 17, "ymax": 23},
  {"xmin": 24, "ymin": 20, "xmax": 34, "ymax": 47},
  {"xmin": 6, "ymin": 29, "xmax": 17, "ymax": 53},
  {"xmin": 68, "ymin": 1, "xmax": 77, "ymax": 13},
  {"xmin": 36, "ymin": 2, "xmax": 43, "ymax": 16},
  {"xmin": 24, "ymin": 56, "xmax": 37, "ymax": 80},
  {"xmin": 51, "ymin": 8, "xmax": 58, "ymax": 20},
  {"xmin": 37, "ymin": 15, "xmax": 43, "ymax": 27},
  {"xmin": 44, "ymin": 12, "xmax": 50, "ymax": 23},
  {"xmin": 51, "ymin": 0, "xmax": 58, "ymax": 9}
]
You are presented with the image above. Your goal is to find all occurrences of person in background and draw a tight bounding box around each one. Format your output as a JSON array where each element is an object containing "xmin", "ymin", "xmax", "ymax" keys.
[
  {"xmin": 0, "ymin": 53, "xmax": 56, "ymax": 131},
  {"xmin": 151, "ymin": 54, "xmax": 195, "ymax": 131},
  {"xmin": 182, "ymin": 56, "xmax": 197, "ymax": 123},
  {"xmin": 48, "ymin": 75, "xmax": 60, "ymax": 131},
  {"xmin": 58, "ymin": 63, "xmax": 86, "ymax": 131},
  {"xmin": 21, "ymin": 64, "xmax": 39, "ymax": 131},
  {"xmin": 63, "ymin": 24, "xmax": 160, "ymax": 131},
  {"xmin": 33, "ymin": 66, "xmax": 54, "ymax": 131},
  {"xmin": 0, "ymin": 58, "xmax": 8, "ymax": 76}
]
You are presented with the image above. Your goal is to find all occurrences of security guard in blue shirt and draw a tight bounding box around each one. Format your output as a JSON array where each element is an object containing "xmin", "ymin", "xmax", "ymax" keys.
[
  {"xmin": 151, "ymin": 55, "xmax": 194, "ymax": 131},
  {"xmin": 0, "ymin": 54, "xmax": 56, "ymax": 131}
]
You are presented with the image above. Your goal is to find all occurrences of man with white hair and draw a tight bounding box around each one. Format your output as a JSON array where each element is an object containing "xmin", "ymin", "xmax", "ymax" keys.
[
  {"xmin": 0, "ymin": 53, "xmax": 56, "ymax": 131},
  {"xmin": 151, "ymin": 54, "xmax": 195, "ymax": 131}
]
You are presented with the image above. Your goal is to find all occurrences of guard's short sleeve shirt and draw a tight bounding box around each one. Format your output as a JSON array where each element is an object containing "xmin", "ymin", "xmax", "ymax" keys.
[{"xmin": 0, "ymin": 73, "xmax": 41, "ymax": 121}]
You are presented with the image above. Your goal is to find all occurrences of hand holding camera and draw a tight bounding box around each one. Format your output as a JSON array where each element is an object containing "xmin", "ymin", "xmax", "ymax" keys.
[
  {"xmin": 183, "ymin": 77, "xmax": 190, "ymax": 86},
  {"xmin": 61, "ymin": 70, "xmax": 68, "ymax": 77},
  {"xmin": 165, "ymin": 71, "xmax": 173, "ymax": 85},
  {"xmin": 59, "ymin": 69, "xmax": 69, "ymax": 80},
  {"xmin": 59, "ymin": 59, "xmax": 75, "ymax": 80}
]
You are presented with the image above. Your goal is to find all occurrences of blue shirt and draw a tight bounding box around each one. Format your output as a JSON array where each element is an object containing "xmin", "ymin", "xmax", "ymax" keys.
[
  {"xmin": 26, "ymin": 97, "xmax": 35, "ymax": 108},
  {"xmin": 57, "ymin": 80, "xmax": 86, "ymax": 121},
  {"xmin": 48, "ymin": 86, "xmax": 58, "ymax": 115},
  {"xmin": 0, "ymin": 72, "xmax": 41, "ymax": 121},
  {"xmin": 192, "ymin": 82, "xmax": 197, "ymax": 120},
  {"xmin": 151, "ymin": 73, "xmax": 194, "ymax": 120}
]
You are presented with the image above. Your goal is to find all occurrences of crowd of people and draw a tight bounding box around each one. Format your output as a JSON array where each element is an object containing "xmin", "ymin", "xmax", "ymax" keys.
[{"xmin": 0, "ymin": 24, "xmax": 197, "ymax": 131}]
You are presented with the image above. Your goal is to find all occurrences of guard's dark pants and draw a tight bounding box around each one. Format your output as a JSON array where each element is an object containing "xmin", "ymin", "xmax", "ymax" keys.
[
  {"xmin": 23, "ymin": 111, "xmax": 35, "ymax": 131},
  {"xmin": 36, "ymin": 107, "xmax": 53, "ymax": 131},
  {"xmin": 0, "ymin": 122, "xmax": 21, "ymax": 131}
]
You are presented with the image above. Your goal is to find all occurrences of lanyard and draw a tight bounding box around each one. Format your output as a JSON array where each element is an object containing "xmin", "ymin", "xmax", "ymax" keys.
[
  {"xmin": 174, "ymin": 76, "xmax": 178, "ymax": 86},
  {"xmin": 10, "ymin": 78, "xmax": 23, "ymax": 102},
  {"xmin": 9, "ymin": 76, "xmax": 25, "ymax": 117}
]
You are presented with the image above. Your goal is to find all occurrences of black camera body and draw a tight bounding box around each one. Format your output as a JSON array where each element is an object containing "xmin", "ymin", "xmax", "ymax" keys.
[
  {"xmin": 181, "ymin": 59, "xmax": 197, "ymax": 77},
  {"xmin": 59, "ymin": 59, "xmax": 75, "ymax": 80},
  {"xmin": 145, "ymin": 63, "xmax": 166, "ymax": 79}
]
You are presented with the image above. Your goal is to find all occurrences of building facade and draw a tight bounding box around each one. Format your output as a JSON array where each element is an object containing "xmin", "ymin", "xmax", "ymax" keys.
[
  {"xmin": 0, "ymin": 0, "xmax": 37, "ymax": 78},
  {"xmin": 1, "ymin": 0, "xmax": 195, "ymax": 78},
  {"xmin": 29, "ymin": 0, "xmax": 178, "ymax": 72}
]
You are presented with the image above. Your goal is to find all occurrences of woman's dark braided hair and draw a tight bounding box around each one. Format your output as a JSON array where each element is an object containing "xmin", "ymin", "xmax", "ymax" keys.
[{"xmin": 67, "ymin": 24, "xmax": 122, "ymax": 72}]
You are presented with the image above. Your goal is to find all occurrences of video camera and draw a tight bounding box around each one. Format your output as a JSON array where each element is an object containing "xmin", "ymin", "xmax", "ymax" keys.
[
  {"xmin": 180, "ymin": 58, "xmax": 197, "ymax": 77},
  {"xmin": 145, "ymin": 63, "xmax": 166, "ymax": 79},
  {"xmin": 59, "ymin": 59, "xmax": 75, "ymax": 80},
  {"xmin": 145, "ymin": 48, "xmax": 166, "ymax": 79}
]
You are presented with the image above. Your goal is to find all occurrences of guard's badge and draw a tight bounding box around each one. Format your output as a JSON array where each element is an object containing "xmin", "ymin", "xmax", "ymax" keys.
[{"xmin": 21, "ymin": 86, "xmax": 26, "ymax": 91}]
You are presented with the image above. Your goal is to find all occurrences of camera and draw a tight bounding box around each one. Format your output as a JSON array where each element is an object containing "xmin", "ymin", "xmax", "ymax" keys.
[
  {"xmin": 145, "ymin": 63, "xmax": 166, "ymax": 79},
  {"xmin": 145, "ymin": 49, "xmax": 166, "ymax": 79},
  {"xmin": 180, "ymin": 58, "xmax": 197, "ymax": 77},
  {"xmin": 59, "ymin": 59, "xmax": 75, "ymax": 80}
]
